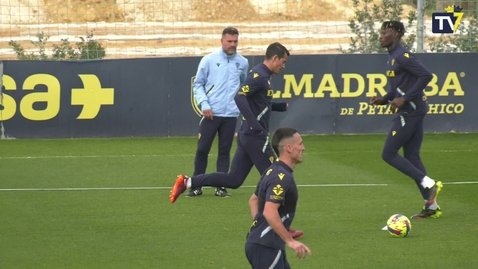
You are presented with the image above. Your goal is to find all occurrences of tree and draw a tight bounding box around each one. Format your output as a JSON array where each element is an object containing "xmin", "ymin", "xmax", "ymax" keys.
[
  {"xmin": 342, "ymin": 0, "xmax": 478, "ymax": 53},
  {"xmin": 341, "ymin": 0, "xmax": 417, "ymax": 54}
]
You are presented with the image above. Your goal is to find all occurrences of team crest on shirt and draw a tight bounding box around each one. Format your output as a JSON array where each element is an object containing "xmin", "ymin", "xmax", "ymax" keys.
[
  {"xmin": 270, "ymin": 185, "xmax": 284, "ymax": 200},
  {"xmin": 235, "ymin": 62, "xmax": 240, "ymax": 70},
  {"xmin": 273, "ymin": 184, "xmax": 284, "ymax": 195},
  {"xmin": 238, "ymin": 85, "xmax": 250, "ymax": 96}
]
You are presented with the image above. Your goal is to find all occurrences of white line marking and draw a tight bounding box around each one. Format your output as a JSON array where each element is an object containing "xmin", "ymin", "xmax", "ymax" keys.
[
  {"xmin": 0, "ymin": 149, "xmax": 475, "ymax": 160},
  {"xmin": 0, "ymin": 154, "xmax": 164, "ymax": 160},
  {"xmin": 0, "ymin": 181, "xmax": 476, "ymax": 191},
  {"xmin": 0, "ymin": 184, "xmax": 387, "ymax": 191},
  {"xmin": 442, "ymin": 181, "xmax": 478, "ymax": 185}
]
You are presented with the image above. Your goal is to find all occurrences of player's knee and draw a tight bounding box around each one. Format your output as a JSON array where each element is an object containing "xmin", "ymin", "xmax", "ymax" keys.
[
  {"xmin": 381, "ymin": 149, "xmax": 395, "ymax": 164},
  {"xmin": 229, "ymin": 182, "xmax": 242, "ymax": 189},
  {"xmin": 195, "ymin": 147, "xmax": 210, "ymax": 158},
  {"xmin": 229, "ymin": 174, "xmax": 245, "ymax": 189},
  {"xmin": 217, "ymin": 150, "xmax": 231, "ymax": 158},
  {"xmin": 217, "ymin": 143, "xmax": 233, "ymax": 156},
  {"xmin": 404, "ymin": 153, "xmax": 421, "ymax": 163}
]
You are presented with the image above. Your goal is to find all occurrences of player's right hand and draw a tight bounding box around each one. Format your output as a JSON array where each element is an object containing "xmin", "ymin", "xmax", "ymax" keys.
[
  {"xmin": 287, "ymin": 240, "xmax": 311, "ymax": 259},
  {"xmin": 203, "ymin": 109, "xmax": 213, "ymax": 120},
  {"xmin": 370, "ymin": 96, "xmax": 383, "ymax": 106}
]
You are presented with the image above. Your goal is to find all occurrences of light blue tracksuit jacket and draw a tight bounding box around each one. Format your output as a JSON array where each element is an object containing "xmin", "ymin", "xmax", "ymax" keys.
[{"xmin": 193, "ymin": 49, "xmax": 249, "ymax": 117}]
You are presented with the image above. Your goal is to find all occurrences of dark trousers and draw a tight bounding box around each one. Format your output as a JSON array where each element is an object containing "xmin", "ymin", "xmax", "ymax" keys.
[
  {"xmin": 193, "ymin": 116, "xmax": 237, "ymax": 179},
  {"xmin": 245, "ymin": 243, "xmax": 290, "ymax": 269},
  {"xmin": 381, "ymin": 114, "xmax": 428, "ymax": 199},
  {"xmin": 192, "ymin": 134, "xmax": 276, "ymax": 189}
]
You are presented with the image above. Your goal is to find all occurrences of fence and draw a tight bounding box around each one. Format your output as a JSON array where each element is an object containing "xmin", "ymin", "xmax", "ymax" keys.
[{"xmin": 1, "ymin": 0, "xmax": 477, "ymax": 60}]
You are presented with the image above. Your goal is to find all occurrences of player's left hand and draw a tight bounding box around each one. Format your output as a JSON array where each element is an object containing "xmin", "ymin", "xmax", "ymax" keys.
[
  {"xmin": 389, "ymin": 97, "xmax": 406, "ymax": 113},
  {"xmin": 287, "ymin": 240, "xmax": 311, "ymax": 259}
]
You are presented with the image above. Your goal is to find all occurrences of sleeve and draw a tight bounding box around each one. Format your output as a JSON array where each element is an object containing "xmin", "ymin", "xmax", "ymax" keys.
[
  {"xmin": 271, "ymin": 102, "xmax": 287, "ymax": 111},
  {"xmin": 193, "ymin": 56, "xmax": 211, "ymax": 111},
  {"xmin": 253, "ymin": 178, "xmax": 261, "ymax": 196},
  {"xmin": 382, "ymin": 89, "xmax": 396, "ymax": 103},
  {"xmin": 264, "ymin": 173, "xmax": 291, "ymax": 205},
  {"xmin": 398, "ymin": 52, "xmax": 433, "ymax": 101},
  {"xmin": 234, "ymin": 73, "xmax": 269, "ymax": 132},
  {"xmin": 254, "ymin": 167, "xmax": 273, "ymax": 196}
]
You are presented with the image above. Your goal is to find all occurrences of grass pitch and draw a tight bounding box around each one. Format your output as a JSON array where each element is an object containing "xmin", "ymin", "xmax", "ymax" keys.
[{"xmin": 1, "ymin": 133, "xmax": 477, "ymax": 268}]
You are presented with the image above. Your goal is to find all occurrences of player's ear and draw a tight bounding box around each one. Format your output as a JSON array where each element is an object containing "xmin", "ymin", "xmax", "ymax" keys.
[{"xmin": 286, "ymin": 144, "xmax": 292, "ymax": 153}]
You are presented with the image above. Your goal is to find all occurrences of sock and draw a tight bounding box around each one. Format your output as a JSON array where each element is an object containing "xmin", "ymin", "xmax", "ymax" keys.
[
  {"xmin": 427, "ymin": 201, "xmax": 438, "ymax": 210},
  {"xmin": 420, "ymin": 176, "xmax": 435, "ymax": 189},
  {"xmin": 186, "ymin": 177, "xmax": 192, "ymax": 188}
]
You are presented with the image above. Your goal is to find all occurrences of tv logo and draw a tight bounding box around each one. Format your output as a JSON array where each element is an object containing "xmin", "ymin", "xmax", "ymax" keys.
[{"xmin": 432, "ymin": 5, "xmax": 464, "ymax": 33}]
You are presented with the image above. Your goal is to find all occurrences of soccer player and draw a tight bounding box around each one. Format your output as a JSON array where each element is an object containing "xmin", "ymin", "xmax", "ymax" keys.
[
  {"xmin": 170, "ymin": 42, "xmax": 304, "ymax": 238},
  {"xmin": 187, "ymin": 26, "xmax": 249, "ymax": 198},
  {"xmin": 371, "ymin": 21, "xmax": 443, "ymax": 219},
  {"xmin": 245, "ymin": 127, "xmax": 311, "ymax": 268}
]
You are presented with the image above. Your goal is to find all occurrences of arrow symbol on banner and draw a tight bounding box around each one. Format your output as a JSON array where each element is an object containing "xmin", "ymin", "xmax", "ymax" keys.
[{"xmin": 71, "ymin": 74, "xmax": 114, "ymax": 120}]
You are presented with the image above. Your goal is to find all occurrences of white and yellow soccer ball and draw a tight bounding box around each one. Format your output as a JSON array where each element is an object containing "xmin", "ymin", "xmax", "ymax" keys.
[{"xmin": 386, "ymin": 214, "xmax": 412, "ymax": 238}]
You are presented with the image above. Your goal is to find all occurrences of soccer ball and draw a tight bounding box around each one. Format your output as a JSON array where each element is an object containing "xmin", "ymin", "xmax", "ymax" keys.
[{"xmin": 386, "ymin": 214, "xmax": 411, "ymax": 238}]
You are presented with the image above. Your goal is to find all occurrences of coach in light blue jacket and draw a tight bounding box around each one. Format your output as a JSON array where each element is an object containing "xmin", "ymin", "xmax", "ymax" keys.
[{"xmin": 187, "ymin": 26, "xmax": 249, "ymax": 198}]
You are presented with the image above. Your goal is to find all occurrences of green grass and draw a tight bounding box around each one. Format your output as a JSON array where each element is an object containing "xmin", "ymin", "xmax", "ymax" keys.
[{"xmin": 1, "ymin": 134, "xmax": 477, "ymax": 269}]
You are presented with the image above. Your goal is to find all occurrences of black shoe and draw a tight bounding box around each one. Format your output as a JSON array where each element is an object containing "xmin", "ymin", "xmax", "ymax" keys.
[
  {"xmin": 185, "ymin": 188, "xmax": 203, "ymax": 197},
  {"xmin": 215, "ymin": 188, "xmax": 231, "ymax": 197},
  {"xmin": 411, "ymin": 205, "xmax": 442, "ymax": 219}
]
